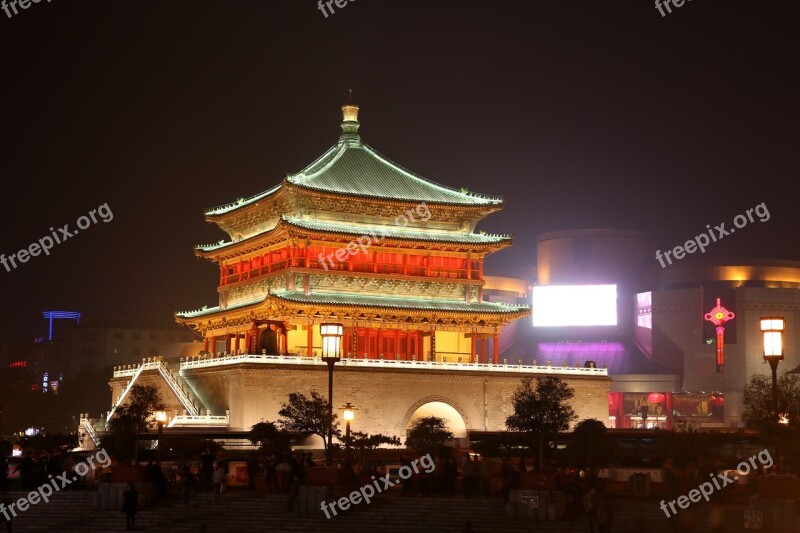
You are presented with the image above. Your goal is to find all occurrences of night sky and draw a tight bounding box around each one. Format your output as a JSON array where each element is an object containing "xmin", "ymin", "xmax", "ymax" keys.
[{"xmin": 1, "ymin": 1, "xmax": 798, "ymax": 338}]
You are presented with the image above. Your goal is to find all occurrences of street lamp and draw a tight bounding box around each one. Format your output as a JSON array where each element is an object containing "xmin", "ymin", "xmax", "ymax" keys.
[
  {"xmin": 320, "ymin": 323, "xmax": 343, "ymax": 466},
  {"xmin": 154, "ymin": 410, "xmax": 167, "ymax": 462},
  {"xmin": 342, "ymin": 402, "xmax": 357, "ymax": 464},
  {"xmin": 761, "ymin": 317, "xmax": 786, "ymax": 420}
]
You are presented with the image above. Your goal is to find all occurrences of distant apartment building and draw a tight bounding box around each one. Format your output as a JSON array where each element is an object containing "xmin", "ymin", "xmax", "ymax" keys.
[{"xmin": 68, "ymin": 319, "xmax": 200, "ymax": 375}]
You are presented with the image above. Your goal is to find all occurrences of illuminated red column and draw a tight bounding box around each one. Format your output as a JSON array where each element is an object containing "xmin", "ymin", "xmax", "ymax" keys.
[
  {"xmin": 470, "ymin": 332, "xmax": 477, "ymax": 363},
  {"xmin": 480, "ymin": 337, "xmax": 487, "ymax": 364},
  {"xmin": 493, "ymin": 333, "xmax": 500, "ymax": 364},
  {"xmin": 307, "ymin": 324, "xmax": 314, "ymax": 357},
  {"xmin": 203, "ymin": 336, "xmax": 209, "ymax": 353}
]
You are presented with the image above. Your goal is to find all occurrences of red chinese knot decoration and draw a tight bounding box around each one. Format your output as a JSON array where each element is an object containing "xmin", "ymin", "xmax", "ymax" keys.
[{"xmin": 704, "ymin": 297, "xmax": 735, "ymax": 373}]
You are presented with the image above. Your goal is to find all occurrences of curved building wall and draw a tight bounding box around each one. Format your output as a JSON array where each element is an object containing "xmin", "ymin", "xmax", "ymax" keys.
[
  {"xmin": 537, "ymin": 229, "xmax": 653, "ymax": 288},
  {"xmin": 657, "ymin": 260, "xmax": 800, "ymax": 289}
]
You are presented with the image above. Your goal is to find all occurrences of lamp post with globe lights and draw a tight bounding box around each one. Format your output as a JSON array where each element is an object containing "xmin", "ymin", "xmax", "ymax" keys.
[
  {"xmin": 341, "ymin": 402, "xmax": 357, "ymax": 464},
  {"xmin": 320, "ymin": 323, "xmax": 343, "ymax": 466},
  {"xmin": 760, "ymin": 317, "xmax": 786, "ymax": 418}
]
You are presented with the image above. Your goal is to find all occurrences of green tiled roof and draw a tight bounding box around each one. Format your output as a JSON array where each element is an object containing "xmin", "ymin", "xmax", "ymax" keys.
[
  {"xmin": 204, "ymin": 139, "xmax": 502, "ymax": 216},
  {"xmin": 205, "ymin": 184, "xmax": 282, "ymax": 216},
  {"xmin": 175, "ymin": 298, "xmax": 262, "ymax": 319},
  {"xmin": 176, "ymin": 292, "xmax": 528, "ymax": 319},
  {"xmin": 284, "ymin": 217, "xmax": 510, "ymax": 243},
  {"xmin": 289, "ymin": 142, "xmax": 502, "ymax": 205},
  {"xmin": 273, "ymin": 291, "xmax": 528, "ymax": 314},
  {"xmin": 194, "ymin": 216, "xmax": 511, "ymax": 252}
]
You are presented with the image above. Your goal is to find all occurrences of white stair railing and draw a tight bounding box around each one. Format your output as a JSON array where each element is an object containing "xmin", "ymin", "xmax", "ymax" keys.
[
  {"xmin": 106, "ymin": 363, "xmax": 148, "ymax": 422},
  {"xmin": 83, "ymin": 419, "xmax": 100, "ymax": 448},
  {"xmin": 156, "ymin": 360, "xmax": 202, "ymax": 416}
]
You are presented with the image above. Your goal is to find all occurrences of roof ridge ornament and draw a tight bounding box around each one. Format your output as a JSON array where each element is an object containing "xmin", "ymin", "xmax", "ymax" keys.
[{"xmin": 340, "ymin": 102, "xmax": 360, "ymax": 143}]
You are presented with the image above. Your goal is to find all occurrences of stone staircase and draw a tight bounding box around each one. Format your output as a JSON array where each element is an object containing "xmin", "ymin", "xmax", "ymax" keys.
[{"xmin": 4, "ymin": 488, "xmax": 756, "ymax": 532}]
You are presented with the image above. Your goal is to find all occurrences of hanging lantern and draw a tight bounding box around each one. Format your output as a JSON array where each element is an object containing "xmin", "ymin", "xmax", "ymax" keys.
[{"xmin": 647, "ymin": 392, "xmax": 665, "ymax": 404}]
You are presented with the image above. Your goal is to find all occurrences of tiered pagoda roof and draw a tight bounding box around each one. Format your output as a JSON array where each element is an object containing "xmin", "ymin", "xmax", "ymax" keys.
[
  {"xmin": 176, "ymin": 104, "xmax": 529, "ymax": 329},
  {"xmin": 202, "ymin": 105, "xmax": 504, "ymax": 242}
]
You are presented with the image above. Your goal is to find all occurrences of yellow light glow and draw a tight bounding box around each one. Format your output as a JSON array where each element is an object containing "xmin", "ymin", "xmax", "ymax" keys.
[
  {"xmin": 320, "ymin": 323, "xmax": 343, "ymax": 337},
  {"xmin": 763, "ymin": 331, "xmax": 783, "ymax": 357},
  {"xmin": 342, "ymin": 105, "xmax": 359, "ymax": 123},
  {"xmin": 154, "ymin": 410, "xmax": 167, "ymax": 423},
  {"xmin": 344, "ymin": 409, "xmax": 354, "ymax": 421},
  {"xmin": 760, "ymin": 318, "xmax": 785, "ymax": 332}
]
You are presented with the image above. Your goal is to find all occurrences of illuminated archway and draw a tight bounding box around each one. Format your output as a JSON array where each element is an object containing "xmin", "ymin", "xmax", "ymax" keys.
[{"xmin": 402, "ymin": 398, "xmax": 469, "ymax": 438}]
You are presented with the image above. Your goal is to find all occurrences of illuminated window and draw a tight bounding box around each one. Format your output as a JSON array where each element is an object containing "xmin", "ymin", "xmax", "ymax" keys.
[{"xmin": 636, "ymin": 292, "xmax": 652, "ymax": 329}]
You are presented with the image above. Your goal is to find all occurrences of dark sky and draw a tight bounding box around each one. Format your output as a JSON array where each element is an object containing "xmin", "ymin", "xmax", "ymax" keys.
[{"xmin": 1, "ymin": 1, "xmax": 798, "ymax": 338}]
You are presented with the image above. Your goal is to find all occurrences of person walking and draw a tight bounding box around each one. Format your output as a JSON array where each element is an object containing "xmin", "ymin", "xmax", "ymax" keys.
[
  {"xmin": 122, "ymin": 483, "xmax": 138, "ymax": 531},
  {"xmin": 583, "ymin": 487, "xmax": 599, "ymax": 533},
  {"xmin": 200, "ymin": 449, "xmax": 214, "ymax": 493},
  {"xmin": 475, "ymin": 456, "xmax": 488, "ymax": 497},
  {"xmin": 19, "ymin": 453, "xmax": 33, "ymax": 491},
  {"xmin": 0, "ymin": 491, "xmax": 12, "ymax": 533},
  {"xmin": 0, "ymin": 455, "xmax": 8, "ymax": 491},
  {"xmin": 212, "ymin": 463, "xmax": 226, "ymax": 504},
  {"xmin": 461, "ymin": 454, "xmax": 474, "ymax": 499},
  {"xmin": 179, "ymin": 463, "xmax": 194, "ymax": 508},
  {"xmin": 286, "ymin": 452, "xmax": 306, "ymax": 512},
  {"xmin": 399, "ymin": 455, "xmax": 410, "ymax": 496},
  {"xmin": 264, "ymin": 454, "xmax": 278, "ymax": 494},
  {"xmin": 596, "ymin": 491, "xmax": 613, "ymax": 533}
]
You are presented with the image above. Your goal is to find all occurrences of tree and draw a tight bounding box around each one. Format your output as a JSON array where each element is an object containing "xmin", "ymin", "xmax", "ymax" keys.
[
  {"xmin": 405, "ymin": 416, "xmax": 454, "ymax": 455},
  {"xmin": 743, "ymin": 372, "xmax": 800, "ymax": 436},
  {"xmin": 278, "ymin": 391, "xmax": 340, "ymax": 452},
  {"xmin": 350, "ymin": 432, "xmax": 401, "ymax": 465},
  {"xmin": 248, "ymin": 421, "xmax": 291, "ymax": 456},
  {"xmin": 506, "ymin": 377, "xmax": 577, "ymax": 470},
  {"xmin": 101, "ymin": 385, "xmax": 165, "ymax": 463},
  {"xmin": 567, "ymin": 418, "xmax": 618, "ymax": 482}
]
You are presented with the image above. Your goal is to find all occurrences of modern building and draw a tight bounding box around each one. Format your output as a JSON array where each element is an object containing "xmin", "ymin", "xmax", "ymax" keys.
[
  {"xmin": 68, "ymin": 318, "xmax": 201, "ymax": 375},
  {"xmin": 499, "ymin": 228, "xmax": 800, "ymax": 430}
]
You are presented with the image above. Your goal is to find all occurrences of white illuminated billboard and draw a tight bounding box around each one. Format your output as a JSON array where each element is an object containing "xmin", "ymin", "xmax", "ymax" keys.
[{"xmin": 532, "ymin": 285, "xmax": 618, "ymax": 327}]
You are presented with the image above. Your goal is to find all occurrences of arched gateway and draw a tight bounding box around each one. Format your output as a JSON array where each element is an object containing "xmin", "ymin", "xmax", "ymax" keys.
[{"xmin": 402, "ymin": 397, "xmax": 471, "ymax": 439}]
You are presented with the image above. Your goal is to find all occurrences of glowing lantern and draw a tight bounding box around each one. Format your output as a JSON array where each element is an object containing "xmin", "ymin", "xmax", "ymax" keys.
[{"xmin": 647, "ymin": 392, "xmax": 665, "ymax": 404}]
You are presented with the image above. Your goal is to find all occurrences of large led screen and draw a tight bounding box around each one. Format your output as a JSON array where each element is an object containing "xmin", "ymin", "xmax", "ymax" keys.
[{"xmin": 532, "ymin": 284, "xmax": 618, "ymax": 327}]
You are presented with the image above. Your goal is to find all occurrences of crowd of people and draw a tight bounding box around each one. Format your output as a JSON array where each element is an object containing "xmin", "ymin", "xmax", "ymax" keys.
[{"xmin": 0, "ymin": 446, "xmax": 619, "ymax": 531}]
